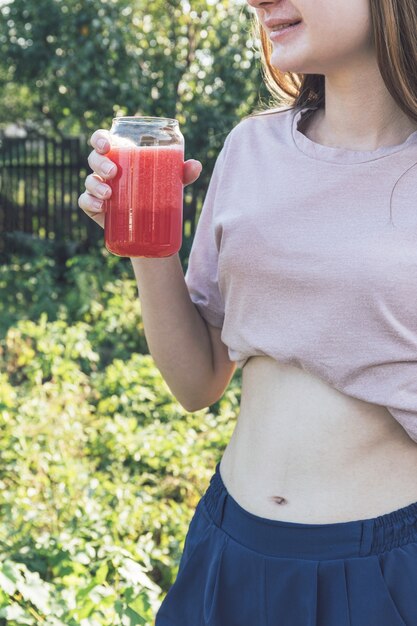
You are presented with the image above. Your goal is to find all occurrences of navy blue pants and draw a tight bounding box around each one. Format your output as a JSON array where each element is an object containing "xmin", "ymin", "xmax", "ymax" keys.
[{"xmin": 155, "ymin": 461, "xmax": 417, "ymax": 625}]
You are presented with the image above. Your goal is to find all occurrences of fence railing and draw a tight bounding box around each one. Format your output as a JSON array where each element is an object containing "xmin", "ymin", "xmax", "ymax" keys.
[
  {"xmin": 0, "ymin": 135, "xmax": 199, "ymax": 252},
  {"xmin": 0, "ymin": 135, "xmax": 96, "ymax": 248}
]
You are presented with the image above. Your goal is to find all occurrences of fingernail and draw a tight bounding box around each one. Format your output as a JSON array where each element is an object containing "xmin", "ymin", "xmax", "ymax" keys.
[
  {"xmin": 97, "ymin": 139, "xmax": 107, "ymax": 151},
  {"xmin": 93, "ymin": 198, "xmax": 103, "ymax": 210},
  {"xmin": 102, "ymin": 162, "xmax": 115, "ymax": 176},
  {"xmin": 98, "ymin": 183, "xmax": 109, "ymax": 198}
]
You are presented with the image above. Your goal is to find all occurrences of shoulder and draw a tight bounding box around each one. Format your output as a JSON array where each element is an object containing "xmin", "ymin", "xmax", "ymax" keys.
[
  {"xmin": 242, "ymin": 105, "xmax": 295, "ymax": 119},
  {"xmin": 221, "ymin": 105, "xmax": 295, "ymax": 151},
  {"xmin": 230, "ymin": 105, "xmax": 294, "ymax": 136},
  {"xmin": 240, "ymin": 105, "xmax": 295, "ymax": 128}
]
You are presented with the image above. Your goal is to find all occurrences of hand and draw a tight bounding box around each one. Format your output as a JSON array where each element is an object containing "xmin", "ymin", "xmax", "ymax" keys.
[{"xmin": 78, "ymin": 129, "xmax": 203, "ymax": 229}]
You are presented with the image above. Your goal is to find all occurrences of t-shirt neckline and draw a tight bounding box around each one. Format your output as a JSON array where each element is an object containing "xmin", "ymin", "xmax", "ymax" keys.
[{"xmin": 291, "ymin": 105, "xmax": 417, "ymax": 164}]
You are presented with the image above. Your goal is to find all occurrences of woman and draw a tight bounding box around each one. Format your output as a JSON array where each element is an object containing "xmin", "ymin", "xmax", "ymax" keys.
[{"xmin": 78, "ymin": 0, "xmax": 417, "ymax": 623}]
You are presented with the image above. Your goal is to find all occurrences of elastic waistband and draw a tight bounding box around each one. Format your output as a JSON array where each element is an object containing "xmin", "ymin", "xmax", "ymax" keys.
[{"xmin": 202, "ymin": 462, "xmax": 417, "ymax": 560}]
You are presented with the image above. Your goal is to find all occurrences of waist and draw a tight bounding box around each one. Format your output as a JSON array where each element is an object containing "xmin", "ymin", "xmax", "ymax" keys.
[{"xmin": 220, "ymin": 356, "xmax": 417, "ymax": 523}]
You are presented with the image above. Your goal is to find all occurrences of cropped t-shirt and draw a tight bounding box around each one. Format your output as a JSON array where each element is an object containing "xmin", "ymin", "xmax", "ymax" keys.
[{"xmin": 184, "ymin": 105, "xmax": 417, "ymax": 444}]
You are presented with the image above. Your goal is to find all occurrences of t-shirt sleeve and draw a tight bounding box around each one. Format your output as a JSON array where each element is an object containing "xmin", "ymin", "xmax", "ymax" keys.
[{"xmin": 184, "ymin": 140, "xmax": 229, "ymax": 329}]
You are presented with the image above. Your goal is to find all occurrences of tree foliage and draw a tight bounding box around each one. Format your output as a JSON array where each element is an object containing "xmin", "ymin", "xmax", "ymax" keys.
[{"xmin": 0, "ymin": 0, "xmax": 269, "ymax": 141}]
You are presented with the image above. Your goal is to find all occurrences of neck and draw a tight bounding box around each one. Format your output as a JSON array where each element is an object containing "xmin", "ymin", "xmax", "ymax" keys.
[{"xmin": 309, "ymin": 71, "xmax": 417, "ymax": 151}]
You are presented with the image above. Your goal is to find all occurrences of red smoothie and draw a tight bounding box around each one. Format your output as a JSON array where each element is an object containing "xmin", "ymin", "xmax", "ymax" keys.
[{"xmin": 104, "ymin": 144, "xmax": 184, "ymax": 257}]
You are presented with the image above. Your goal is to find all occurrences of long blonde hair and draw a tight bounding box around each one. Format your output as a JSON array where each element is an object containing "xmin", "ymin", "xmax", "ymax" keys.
[{"xmin": 247, "ymin": 0, "xmax": 417, "ymax": 122}]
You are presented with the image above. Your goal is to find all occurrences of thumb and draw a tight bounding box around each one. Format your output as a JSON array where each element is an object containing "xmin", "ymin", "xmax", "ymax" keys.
[{"xmin": 183, "ymin": 159, "xmax": 203, "ymax": 187}]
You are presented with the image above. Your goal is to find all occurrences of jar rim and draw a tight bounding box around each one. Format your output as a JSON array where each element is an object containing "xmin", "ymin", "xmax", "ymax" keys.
[{"xmin": 112, "ymin": 116, "xmax": 178, "ymax": 125}]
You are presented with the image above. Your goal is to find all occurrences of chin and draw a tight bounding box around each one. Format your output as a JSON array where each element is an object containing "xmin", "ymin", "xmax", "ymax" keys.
[
  {"xmin": 270, "ymin": 59, "xmax": 307, "ymax": 73},
  {"xmin": 269, "ymin": 51, "xmax": 308, "ymax": 74},
  {"xmin": 270, "ymin": 39, "xmax": 324, "ymax": 75}
]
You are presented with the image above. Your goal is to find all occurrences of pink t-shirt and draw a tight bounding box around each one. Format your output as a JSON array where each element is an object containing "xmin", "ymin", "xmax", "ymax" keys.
[{"xmin": 184, "ymin": 105, "xmax": 417, "ymax": 444}]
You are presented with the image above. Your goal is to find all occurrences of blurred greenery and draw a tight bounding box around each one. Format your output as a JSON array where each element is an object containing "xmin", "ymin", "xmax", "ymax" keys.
[{"xmin": 0, "ymin": 242, "xmax": 242, "ymax": 625}]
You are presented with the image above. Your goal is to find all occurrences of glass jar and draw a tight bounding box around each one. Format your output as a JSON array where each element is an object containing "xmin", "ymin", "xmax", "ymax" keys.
[{"xmin": 104, "ymin": 116, "xmax": 185, "ymax": 257}]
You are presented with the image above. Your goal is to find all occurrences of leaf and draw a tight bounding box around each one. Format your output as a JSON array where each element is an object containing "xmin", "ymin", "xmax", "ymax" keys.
[
  {"xmin": 94, "ymin": 561, "xmax": 108, "ymax": 584},
  {"xmin": 121, "ymin": 605, "xmax": 146, "ymax": 626},
  {"xmin": 0, "ymin": 564, "xmax": 18, "ymax": 596},
  {"xmin": 16, "ymin": 568, "xmax": 51, "ymax": 614},
  {"xmin": 128, "ymin": 593, "xmax": 151, "ymax": 616},
  {"xmin": 118, "ymin": 559, "xmax": 157, "ymax": 591},
  {"xmin": 75, "ymin": 579, "xmax": 98, "ymax": 603},
  {"xmin": 0, "ymin": 571, "xmax": 16, "ymax": 596}
]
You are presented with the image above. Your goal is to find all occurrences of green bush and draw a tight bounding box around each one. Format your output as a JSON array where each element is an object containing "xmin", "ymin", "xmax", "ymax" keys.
[
  {"xmin": 0, "ymin": 255, "xmax": 60, "ymax": 335},
  {"xmin": 0, "ymin": 244, "xmax": 241, "ymax": 625}
]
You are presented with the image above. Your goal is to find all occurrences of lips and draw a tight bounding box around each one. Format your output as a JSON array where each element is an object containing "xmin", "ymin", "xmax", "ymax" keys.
[
  {"xmin": 272, "ymin": 21, "xmax": 302, "ymax": 31},
  {"xmin": 269, "ymin": 20, "xmax": 303, "ymax": 42},
  {"xmin": 265, "ymin": 17, "xmax": 302, "ymax": 31}
]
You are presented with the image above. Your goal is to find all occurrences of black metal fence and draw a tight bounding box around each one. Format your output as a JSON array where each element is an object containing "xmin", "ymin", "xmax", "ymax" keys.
[
  {"xmin": 0, "ymin": 135, "xmax": 98, "ymax": 249},
  {"xmin": 0, "ymin": 135, "xmax": 200, "ymax": 253}
]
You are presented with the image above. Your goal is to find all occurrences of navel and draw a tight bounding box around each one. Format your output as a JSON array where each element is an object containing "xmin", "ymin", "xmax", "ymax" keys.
[{"xmin": 269, "ymin": 495, "xmax": 288, "ymax": 505}]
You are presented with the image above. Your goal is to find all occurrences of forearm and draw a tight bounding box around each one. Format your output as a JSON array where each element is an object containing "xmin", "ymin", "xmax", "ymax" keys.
[{"xmin": 130, "ymin": 253, "xmax": 215, "ymax": 411}]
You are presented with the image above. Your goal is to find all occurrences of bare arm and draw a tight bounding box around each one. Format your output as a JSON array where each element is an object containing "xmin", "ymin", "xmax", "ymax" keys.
[{"xmin": 130, "ymin": 253, "xmax": 222, "ymax": 411}]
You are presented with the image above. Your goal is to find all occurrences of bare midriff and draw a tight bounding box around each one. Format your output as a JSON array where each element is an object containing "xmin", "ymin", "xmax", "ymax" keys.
[{"xmin": 219, "ymin": 355, "xmax": 417, "ymax": 523}]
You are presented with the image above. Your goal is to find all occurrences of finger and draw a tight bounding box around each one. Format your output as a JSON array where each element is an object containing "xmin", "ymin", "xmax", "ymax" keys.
[
  {"xmin": 183, "ymin": 159, "xmax": 203, "ymax": 186},
  {"xmin": 78, "ymin": 190, "xmax": 106, "ymax": 218},
  {"xmin": 87, "ymin": 150, "xmax": 117, "ymax": 179},
  {"xmin": 85, "ymin": 173, "xmax": 112, "ymax": 200},
  {"xmin": 89, "ymin": 129, "xmax": 112, "ymax": 154}
]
